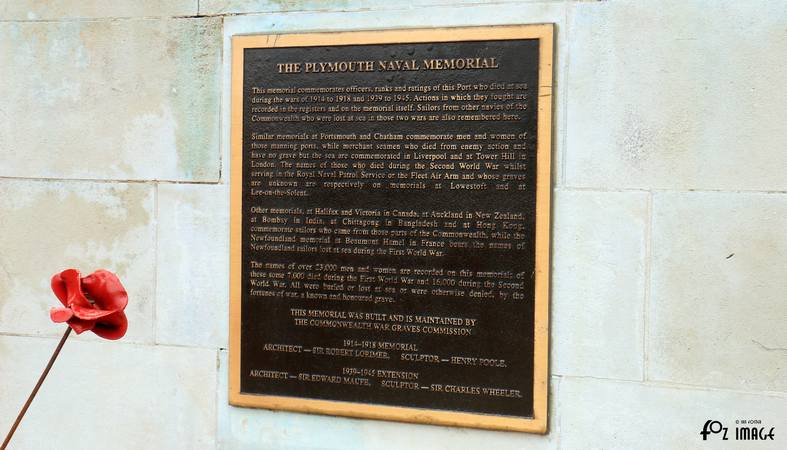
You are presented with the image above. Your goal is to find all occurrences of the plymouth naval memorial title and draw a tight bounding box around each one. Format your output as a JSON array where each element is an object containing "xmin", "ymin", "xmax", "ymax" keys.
[{"xmin": 230, "ymin": 25, "xmax": 553, "ymax": 433}]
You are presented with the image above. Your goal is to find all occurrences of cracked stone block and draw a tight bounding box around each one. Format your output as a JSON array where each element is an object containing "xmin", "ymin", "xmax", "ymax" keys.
[
  {"xmin": 201, "ymin": 0, "xmax": 562, "ymax": 15},
  {"xmin": 649, "ymin": 192, "xmax": 787, "ymax": 392},
  {"xmin": 0, "ymin": 17, "xmax": 221, "ymax": 182},
  {"xmin": 156, "ymin": 184, "xmax": 229, "ymax": 348},
  {"xmin": 552, "ymin": 190, "xmax": 647, "ymax": 380},
  {"xmin": 0, "ymin": 180, "xmax": 156, "ymax": 344},
  {"xmin": 560, "ymin": 376, "xmax": 787, "ymax": 450},
  {"xmin": 0, "ymin": 0, "xmax": 196, "ymax": 20},
  {"xmin": 565, "ymin": 0, "xmax": 787, "ymax": 190},
  {"xmin": 0, "ymin": 335, "xmax": 216, "ymax": 449}
]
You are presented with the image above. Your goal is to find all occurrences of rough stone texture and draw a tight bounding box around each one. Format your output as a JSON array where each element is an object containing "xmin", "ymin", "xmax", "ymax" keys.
[
  {"xmin": 156, "ymin": 184, "xmax": 229, "ymax": 348},
  {"xmin": 560, "ymin": 377, "xmax": 787, "ymax": 450},
  {"xmin": 0, "ymin": 1, "xmax": 197, "ymax": 20},
  {"xmin": 0, "ymin": 335, "xmax": 217, "ymax": 450},
  {"xmin": 649, "ymin": 192, "xmax": 787, "ymax": 392},
  {"xmin": 565, "ymin": 0, "xmax": 787, "ymax": 191},
  {"xmin": 220, "ymin": 1, "xmax": 568, "ymax": 185},
  {"xmin": 552, "ymin": 190, "xmax": 647, "ymax": 380},
  {"xmin": 216, "ymin": 351, "xmax": 560, "ymax": 449},
  {"xmin": 201, "ymin": 0, "xmax": 563, "ymax": 15},
  {"xmin": 0, "ymin": 180, "xmax": 156, "ymax": 343},
  {"xmin": 0, "ymin": 17, "xmax": 222, "ymax": 182}
]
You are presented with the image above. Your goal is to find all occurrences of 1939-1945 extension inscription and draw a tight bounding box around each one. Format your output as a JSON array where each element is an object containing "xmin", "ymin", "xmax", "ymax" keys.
[{"xmin": 230, "ymin": 25, "xmax": 553, "ymax": 433}]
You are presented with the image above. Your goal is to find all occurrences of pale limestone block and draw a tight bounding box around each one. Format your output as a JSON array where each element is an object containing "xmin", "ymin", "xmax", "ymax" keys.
[
  {"xmin": 560, "ymin": 377, "xmax": 787, "ymax": 450},
  {"xmin": 201, "ymin": 0, "xmax": 562, "ymax": 15},
  {"xmin": 552, "ymin": 189, "xmax": 647, "ymax": 380},
  {"xmin": 0, "ymin": 335, "xmax": 216, "ymax": 450},
  {"xmin": 156, "ymin": 183, "xmax": 229, "ymax": 348},
  {"xmin": 216, "ymin": 351, "xmax": 560, "ymax": 449},
  {"xmin": 221, "ymin": 2, "xmax": 567, "ymax": 184},
  {"xmin": 0, "ymin": 0, "xmax": 197, "ymax": 20},
  {"xmin": 0, "ymin": 180, "xmax": 156, "ymax": 343},
  {"xmin": 649, "ymin": 192, "xmax": 787, "ymax": 392},
  {"xmin": 0, "ymin": 17, "xmax": 221, "ymax": 182},
  {"xmin": 565, "ymin": 0, "xmax": 787, "ymax": 190}
]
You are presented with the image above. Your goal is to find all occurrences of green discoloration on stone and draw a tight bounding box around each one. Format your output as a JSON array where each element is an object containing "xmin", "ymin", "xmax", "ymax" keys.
[
  {"xmin": 170, "ymin": 18, "xmax": 223, "ymax": 182},
  {"xmin": 0, "ymin": 180, "xmax": 155, "ymax": 340},
  {"xmin": 0, "ymin": 18, "xmax": 222, "ymax": 182}
]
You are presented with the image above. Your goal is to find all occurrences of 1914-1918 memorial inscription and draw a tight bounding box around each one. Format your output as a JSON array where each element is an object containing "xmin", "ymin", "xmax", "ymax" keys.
[{"xmin": 230, "ymin": 25, "xmax": 553, "ymax": 433}]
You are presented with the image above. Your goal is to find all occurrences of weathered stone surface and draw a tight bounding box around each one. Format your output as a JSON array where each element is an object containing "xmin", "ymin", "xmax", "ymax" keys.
[
  {"xmin": 0, "ymin": 180, "xmax": 156, "ymax": 343},
  {"xmin": 552, "ymin": 190, "xmax": 647, "ymax": 380},
  {"xmin": 565, "ymin": 0, "xmax": 787, "ymax": 190},
  {"xmin": 0, "ymin": 1, "xmax": 197, "ymax": 20},
  {"xmin": 649, "ymin": 192, "xmax": 787, "ymax": 392},
  {"xmin": 221, "ymin": 2, "xmax": 568, "ymax": 184},
  {"xmin": 156, "ymin": 184, "xmax": 229, "ymax": 348},
  {"xmin": 0, "ymin": 17, "xmax": 221, "ymax": 182},
  {"xmin": 216, "ymin": 351, "xmax": 560, "ymax": 449},
  {"xmin": 202, "ymin": 0, "xmax": 562, "ymax": 15},
  {"xmin": 0, "ymin": 335, "xmax": 216, "ymax": 449},
  {"xmin": 560, "ymin": 376, "xmax": 787, "ymax": 450}
]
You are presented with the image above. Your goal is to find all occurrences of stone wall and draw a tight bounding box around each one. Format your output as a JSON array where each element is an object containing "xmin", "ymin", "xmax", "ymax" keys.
[{"xmin": 0, "ymin": 1, "xmax": 785, "ymax": 449}]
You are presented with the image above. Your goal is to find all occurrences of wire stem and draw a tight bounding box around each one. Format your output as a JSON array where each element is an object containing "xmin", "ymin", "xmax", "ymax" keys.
[{"xmin": 1, "ymin": 327, "xmax": 72, "ymax": 450}]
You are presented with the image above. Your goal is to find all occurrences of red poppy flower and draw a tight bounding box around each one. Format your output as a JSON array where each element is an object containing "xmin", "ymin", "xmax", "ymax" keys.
[{"xmin": 49, "ymin": 269, "xmax": 128, "ymax": 340}]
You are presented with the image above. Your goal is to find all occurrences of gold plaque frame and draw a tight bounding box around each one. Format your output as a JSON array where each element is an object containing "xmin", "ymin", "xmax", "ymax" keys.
[{"xmin": 230, "ymin": 24, "xmax": 553, "ymax": 434}]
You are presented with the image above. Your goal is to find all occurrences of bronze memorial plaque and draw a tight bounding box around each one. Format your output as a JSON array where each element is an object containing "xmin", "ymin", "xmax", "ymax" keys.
[{"xmin": 230, "ymin": 25, "xmax": 553, "ymax": 433}]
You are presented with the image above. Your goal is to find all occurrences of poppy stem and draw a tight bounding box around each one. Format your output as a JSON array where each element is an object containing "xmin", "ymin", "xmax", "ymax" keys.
[{"xmin": 1, "ymin": 327, "xmax": 72, "ymax": 450}]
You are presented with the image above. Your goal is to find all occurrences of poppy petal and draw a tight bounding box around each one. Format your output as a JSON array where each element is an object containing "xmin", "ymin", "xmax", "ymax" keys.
[
  {"xmin": 81, "ymin": 270, "xmax": 128, "ymax": 312},
  {"xmin": 69, "ymin": 303, "xmax": 117, "ymax": 321},
  {"xmin": 49, "ymin": 269, "xmax": 129, "ymax": 340},
  {"xmin": 67, "ymin": 317, "xmax": 96, "ymax": 334},
  {"xmin": 50, "ymin": 307, "xmax": 74, "ymax": 323},
  {"xmin": 50, "ymin": 272, "xmax": 69, "ymax": 307},
  {"xmin": 91, "ymin": 311, "xmax": 128, "ymax": 340},
  {"xmin": 60, "ymin": 269, "xmax": 92, "ymax": 309}
]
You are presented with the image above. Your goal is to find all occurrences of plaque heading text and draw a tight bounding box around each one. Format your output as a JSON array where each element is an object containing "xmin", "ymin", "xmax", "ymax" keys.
[{"xmin": 276, "ymin": 57, "xmax": 500, "ymax": 74}]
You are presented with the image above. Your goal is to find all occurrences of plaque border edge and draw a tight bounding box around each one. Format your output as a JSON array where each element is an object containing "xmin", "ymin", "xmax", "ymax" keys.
[{"xmin": 229, "ymin": 23, "xmax": 554, "ymax": 434}]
